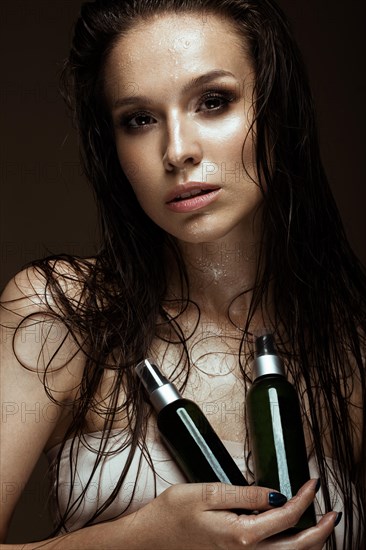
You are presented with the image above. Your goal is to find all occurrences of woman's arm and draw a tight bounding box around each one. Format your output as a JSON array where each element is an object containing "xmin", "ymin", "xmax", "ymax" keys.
[{"xmin": 1, "ymin": 480, "xmax": 338, "ymax": 549}]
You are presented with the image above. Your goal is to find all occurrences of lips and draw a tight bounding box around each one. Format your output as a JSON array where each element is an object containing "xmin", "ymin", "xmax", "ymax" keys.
[
  {"xmin": 173, "ymin": 188, "xmax": 208, "ymax": 201},
  {"xmin": 165, "ymin": 182, "xmax": 221, "ymax": 204},
  {"xmin": 165, "ymin": 182, "xmax": 221, "ymax": 213}
]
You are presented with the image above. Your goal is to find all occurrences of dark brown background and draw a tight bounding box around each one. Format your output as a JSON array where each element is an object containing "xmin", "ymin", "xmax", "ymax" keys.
[{"xmin": 1, "ymin": 0, "xmax": 365, "ymax": 543}]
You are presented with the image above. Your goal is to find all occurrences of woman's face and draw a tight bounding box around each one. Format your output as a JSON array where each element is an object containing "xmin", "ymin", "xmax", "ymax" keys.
[{"xmin": 104, "ymin": 13, "xmax": 262, "ymax": 244}]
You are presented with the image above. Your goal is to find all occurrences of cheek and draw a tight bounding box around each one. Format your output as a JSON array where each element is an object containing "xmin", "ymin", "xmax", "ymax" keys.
[
  {"xmin": 201, "ymin": 115, "xmax": 254, "ymax": 157},
  {"xmin": 204, "ymin": 120, "xmax": 256, "ymax": 182},
  {"xmin": 224, "ymin": 118, "xmax": 257, "ymax": 180}
]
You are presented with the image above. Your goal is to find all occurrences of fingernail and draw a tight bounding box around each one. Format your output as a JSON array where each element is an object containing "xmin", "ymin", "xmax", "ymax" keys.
[
  {"xmin": 314, "ymin": 478, "xmax": 321, "ymax": 493},
  {"xmin": 334, "ymin": 512, "xmax": 343, "ymax": 527},
  {"xmin": 268, "ymin": 492, "xmax": 288, "ymax": 507}
]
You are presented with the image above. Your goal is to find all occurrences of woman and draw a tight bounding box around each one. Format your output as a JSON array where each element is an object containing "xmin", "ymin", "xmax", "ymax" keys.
[{"xmin": 1, "ymin": 0, "xmax": 365, "ymax": 548}]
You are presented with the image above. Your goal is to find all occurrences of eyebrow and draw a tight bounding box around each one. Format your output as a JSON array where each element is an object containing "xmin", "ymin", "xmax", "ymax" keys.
[{"xmin": 112, "ymin": 69, "xmax": 237, "ymax": 110}]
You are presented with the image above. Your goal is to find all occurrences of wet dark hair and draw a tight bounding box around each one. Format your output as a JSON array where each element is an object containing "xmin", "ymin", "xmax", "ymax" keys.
[{"xmin": 7, "ymin": 0, "xmax": 366, "ymax": 547}]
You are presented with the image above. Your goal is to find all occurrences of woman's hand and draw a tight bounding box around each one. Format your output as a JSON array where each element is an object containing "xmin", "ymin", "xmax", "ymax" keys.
[{"xmin": 121, "ymin": 479, "xmax": 338, "ymax": 550}]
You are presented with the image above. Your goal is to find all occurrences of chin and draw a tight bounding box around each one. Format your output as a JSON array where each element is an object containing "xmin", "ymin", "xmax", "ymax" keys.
[{"xmin": 170, "ymin": 226, "xmax": 241, "ymax": 246}]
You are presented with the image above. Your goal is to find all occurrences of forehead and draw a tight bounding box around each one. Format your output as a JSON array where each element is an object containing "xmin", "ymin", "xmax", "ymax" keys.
[{"xmin": 103, "ymin": 13, "xmax": 252, "ymax": 103}]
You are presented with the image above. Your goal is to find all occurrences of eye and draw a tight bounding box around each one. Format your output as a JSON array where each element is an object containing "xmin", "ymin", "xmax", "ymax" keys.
[
  {"xmin": 198, "ymin": 91, "xmax": 235, "ymax": 113},
  {"xmin": 121, "ymin": 111, "xmax": 157, "ymax": 130}
]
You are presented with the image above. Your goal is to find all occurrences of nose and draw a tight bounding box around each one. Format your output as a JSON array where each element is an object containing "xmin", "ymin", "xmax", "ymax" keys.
[{"xmin": 162, "ymin": 113, "xmax": 203, "ymax": 172}]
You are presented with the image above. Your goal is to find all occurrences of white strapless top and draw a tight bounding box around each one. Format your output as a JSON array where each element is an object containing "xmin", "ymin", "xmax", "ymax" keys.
[{"xmin": 46, "ymin": 426, "xmax": 354, "ymax": 547}]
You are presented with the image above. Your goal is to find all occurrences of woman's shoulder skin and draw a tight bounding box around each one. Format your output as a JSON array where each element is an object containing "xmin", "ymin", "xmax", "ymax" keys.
[{"xmin": 0, "ymin": 264, "xmax": 87, "ymax": 542}]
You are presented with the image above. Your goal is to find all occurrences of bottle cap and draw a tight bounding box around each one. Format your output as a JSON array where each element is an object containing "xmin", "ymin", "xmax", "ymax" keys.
[
  {"xmin": 135, "ymin": 358, "xmax": 169, "ymax": 392},
  {"xmin": 135, "ymin": 359, "xmax": 181, "ymax": 412},
  {"xmin": 252, "ymin": 334, "xmax": 285, "ymax": 379},
  {"xmin": 255, "ymin": 333, "xmax": 276, "ymax": 356}
]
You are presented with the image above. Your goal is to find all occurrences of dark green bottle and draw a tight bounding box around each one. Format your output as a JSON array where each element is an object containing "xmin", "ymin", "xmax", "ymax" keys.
[
  {"xmin": 136, "ymin": 359, "xmax": 249, "ymax": 490},
  {"xmin": 246, "ymin": 334, "xmax": 316, "ymax": 533}
]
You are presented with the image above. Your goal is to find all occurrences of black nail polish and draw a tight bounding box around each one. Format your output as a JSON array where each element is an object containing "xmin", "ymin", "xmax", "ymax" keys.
[
  {"xmin": 334, "ymin": 512, "xmax": 343, "ymax": 527},
  {"xmin": 268, "ymin": 492, "xmax": 288, "ymax": 507}
]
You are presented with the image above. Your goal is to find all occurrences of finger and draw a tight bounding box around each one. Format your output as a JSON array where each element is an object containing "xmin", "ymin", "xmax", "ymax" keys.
[
  {"xmin": 199, "ymin": 482, "xmax": 288, "ymax": 512},
  {"xmin": 261, "ymin": 512, "xmax": 340, "ymax": 549},
  {"xmin": 291, "ymin": 511, "xmax": 340, "ymax": 548},
  {"xmin": 230, "ymin": 479, "xmax": 320, "ymax": 540}
]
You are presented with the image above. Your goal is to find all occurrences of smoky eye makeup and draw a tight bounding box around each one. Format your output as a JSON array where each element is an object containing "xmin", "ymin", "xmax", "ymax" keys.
[
  {"xmin": 196, "ymin": 86, "xmax": 238, "ymax": 113},
  {"xmin": 118, "ymin": 111, "xmax": 157, "ymax": 131},
  {"xmin": 114, "ymin": 81, "xmax": 241, "ymax": 131}
]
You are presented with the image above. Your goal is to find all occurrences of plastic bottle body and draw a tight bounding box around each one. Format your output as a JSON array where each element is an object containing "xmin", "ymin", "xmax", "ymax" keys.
[
  {"xmin": 157, "ymin": 398, "xmax": 248, "ymax": 486},
  {"xmin": 247, "ymin": 374, "xmax": 316, "ymax": 532}
]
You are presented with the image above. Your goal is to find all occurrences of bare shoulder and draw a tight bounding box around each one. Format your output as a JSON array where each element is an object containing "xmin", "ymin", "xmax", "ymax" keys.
[
  {"xmin": 0, "ymin": 258, "xmax": 95, "ymax": 399},
  {"xmin": 1, "ymin": 264, "xmax": 49, "ymax": 313},
  {"xmin": 1, "ymin": 256, "xmax": 96, "ymax": 311}
]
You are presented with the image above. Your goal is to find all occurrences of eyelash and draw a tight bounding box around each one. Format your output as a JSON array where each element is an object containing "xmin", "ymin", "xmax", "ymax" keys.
[
  {"xmin": 199, "ymin": 90, "xmax": 236, "ymax": 113},
  {"xmin": 119, "ymin": 89, "xmax": 236, "ymax": 131}
]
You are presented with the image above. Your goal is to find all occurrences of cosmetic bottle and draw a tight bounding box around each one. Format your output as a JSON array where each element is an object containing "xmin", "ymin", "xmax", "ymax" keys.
[
  {"xmin": 136, "ymin": 359, "xmax": 249, "ymax": 489},
  {"xmin": 246, "ymin": 334, "xmax": 316, "ymax": 532}
]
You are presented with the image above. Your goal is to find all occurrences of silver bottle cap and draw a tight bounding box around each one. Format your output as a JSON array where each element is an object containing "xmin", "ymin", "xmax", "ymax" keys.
[
  {"xmin": 135, "ymin": 359, "xmax": 181, "ymax": 413},
  {"xmin": 252, "ymin": 334, "xmax": 285, "ymax": 379}
]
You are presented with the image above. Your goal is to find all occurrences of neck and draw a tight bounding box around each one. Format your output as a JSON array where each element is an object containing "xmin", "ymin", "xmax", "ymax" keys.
[{"xmin": 165, "ymin": 235, "xmax": 262, "ymax": 321}]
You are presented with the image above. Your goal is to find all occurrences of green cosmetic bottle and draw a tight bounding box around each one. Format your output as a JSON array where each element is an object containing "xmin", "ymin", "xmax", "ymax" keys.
[
  {"xmin": 246, "ymin": 334, "xmax": 316, "ymax": 533},
  {"xmin": 136, "ymin": 359, "xmax": 249, "ymax": 490}
]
